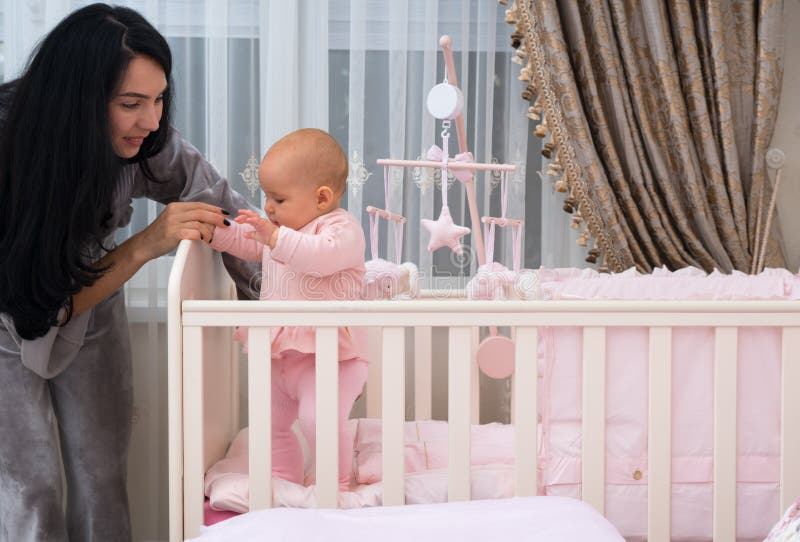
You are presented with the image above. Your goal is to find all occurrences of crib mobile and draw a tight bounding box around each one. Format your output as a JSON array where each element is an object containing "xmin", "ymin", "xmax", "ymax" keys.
[{"xmin": 375, "ymin": 35, "xmax": 520, "ymax": 379}]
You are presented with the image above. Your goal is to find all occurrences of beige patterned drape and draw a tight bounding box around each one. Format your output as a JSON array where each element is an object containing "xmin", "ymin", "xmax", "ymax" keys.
[{"xmin": 508, "ymin": 0, "xmax": 785, "ymax": 272}]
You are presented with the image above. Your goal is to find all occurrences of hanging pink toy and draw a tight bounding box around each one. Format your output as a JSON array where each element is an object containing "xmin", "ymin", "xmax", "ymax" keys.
[
  {"xmin": 420, "ymin": 73, "xmax": 470, "ymax": 255},
  {"xmin": 362, "ymin": 167, "xmax": 419, "ymax": 300},
  {"xmin": 468, "ymin": 171, "xmax": 524, "ymax": 379}
]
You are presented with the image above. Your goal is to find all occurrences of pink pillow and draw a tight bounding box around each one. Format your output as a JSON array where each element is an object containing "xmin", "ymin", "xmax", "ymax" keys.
[{"xmin": 352, "ymin": 419, "xmax": 516, "ymax": 485}]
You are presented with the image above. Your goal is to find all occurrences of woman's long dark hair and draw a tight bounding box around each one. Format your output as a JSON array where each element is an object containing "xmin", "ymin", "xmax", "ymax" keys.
[{"xmin": 0, "ymin": 3, "xmax": 173, "ymax": 340}]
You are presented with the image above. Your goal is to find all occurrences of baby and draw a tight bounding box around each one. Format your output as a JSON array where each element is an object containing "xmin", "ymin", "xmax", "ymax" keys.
[{"xmin": 209, "ymin": 128, "xmax": 367, "ymax": 490}]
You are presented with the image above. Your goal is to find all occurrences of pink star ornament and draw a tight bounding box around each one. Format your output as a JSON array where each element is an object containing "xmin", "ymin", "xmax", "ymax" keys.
[{"xmin": 421, "ymin": 206, "xmax": 470, "ymax": 255}]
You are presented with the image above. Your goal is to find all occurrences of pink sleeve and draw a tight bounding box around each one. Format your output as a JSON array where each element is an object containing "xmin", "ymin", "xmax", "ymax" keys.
[
  {"xmin": 209, "ymin": 221, "xmax": 264, "ymax": 262},
  {"xmin": 269, "ymin": 214, "xmax": 365, "ymax": 275}
]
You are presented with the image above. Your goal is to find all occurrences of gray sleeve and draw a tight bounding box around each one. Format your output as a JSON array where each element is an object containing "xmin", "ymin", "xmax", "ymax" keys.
[{"xmin": 132, "ymin": 127, "xmax": 261, "ymax": 299}]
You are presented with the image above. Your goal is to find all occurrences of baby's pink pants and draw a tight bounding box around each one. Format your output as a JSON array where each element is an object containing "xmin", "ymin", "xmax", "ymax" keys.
[{"xmin": 270, "ymin": 350, "xmax": 368, "ymax": 490}]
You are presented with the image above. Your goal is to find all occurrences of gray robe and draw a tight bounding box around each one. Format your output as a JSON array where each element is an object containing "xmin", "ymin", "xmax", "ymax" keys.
[{"xmin": 0, "ymin": 125, "xmax": 259, "ymax": 541}]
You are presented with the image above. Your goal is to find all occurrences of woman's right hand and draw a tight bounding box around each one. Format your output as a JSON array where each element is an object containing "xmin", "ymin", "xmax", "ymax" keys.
[
  {"xmin": 132, "ymin": 201, "xmax": 230, "ymax": 262},
  {"xmin": 68, "ymin": 202, "xmax": 229, "ymax": 318}
]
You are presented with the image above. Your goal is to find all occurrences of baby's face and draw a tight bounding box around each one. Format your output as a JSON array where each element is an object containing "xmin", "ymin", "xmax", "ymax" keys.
[{"xmin": 258, "ymin": 154, "xmax": 323, "ymax": 232}]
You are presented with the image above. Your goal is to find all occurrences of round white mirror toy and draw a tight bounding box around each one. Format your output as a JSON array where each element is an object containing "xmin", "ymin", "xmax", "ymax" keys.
[{"xmin": 426, "ymin": 82, "xmax": 464, "ymax": 120}]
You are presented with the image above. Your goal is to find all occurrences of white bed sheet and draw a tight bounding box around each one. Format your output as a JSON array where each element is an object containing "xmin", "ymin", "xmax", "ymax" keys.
[{"xmin": 189, "ymin": 496, "xmax": 625, "ymax": 542}]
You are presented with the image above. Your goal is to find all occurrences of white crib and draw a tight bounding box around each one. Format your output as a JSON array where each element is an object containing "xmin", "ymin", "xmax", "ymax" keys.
[{"xmin": 167, "ymin": 240, "xmax": 800, "ymax": 542}]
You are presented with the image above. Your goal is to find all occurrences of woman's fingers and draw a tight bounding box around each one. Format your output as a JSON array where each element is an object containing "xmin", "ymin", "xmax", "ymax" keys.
[
  {"xmin": 140, "ymin": 202, "xmax": 263, "ymax": 259},
  {"xmin": 197, "ymin": 222, "xmax": 215, "ymax": 243},
  {"xmin": 136, "ymin": 203, "xmax": 232, "ymax": 261},
  {"xmin": 169, "ymin": 207, "xmax": 231, "ymax": 229},
  {"xmin": 170, "ymin": 201, "xmax": 230, "ymax": 215},
  {"xmin": 177, "ymin": 221, "xmax": 215, "ymax": 242},
  {"xmin": 161, "ymin": 202, "xmax": 235, "ymax": 228},
  {"xmin": 178, "ymin": 228, "xmax": 203, "ymax": 242}
]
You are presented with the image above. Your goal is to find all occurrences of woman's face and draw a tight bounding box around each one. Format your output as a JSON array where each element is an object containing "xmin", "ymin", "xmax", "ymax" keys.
[{"xmin": 108, "ymin": 55, "xmax": 167, "ymax": 158}]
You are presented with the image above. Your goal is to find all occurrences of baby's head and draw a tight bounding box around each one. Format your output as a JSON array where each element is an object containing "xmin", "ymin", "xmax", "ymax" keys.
[{"xmin": 258, "ymin": 128, "xmax": 348, "ymax": 231}]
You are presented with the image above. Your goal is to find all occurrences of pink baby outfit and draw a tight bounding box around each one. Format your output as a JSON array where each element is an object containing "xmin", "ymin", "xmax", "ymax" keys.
[{"xmin": 211, "ymin": 208, "xmax": 368, "ymax": 488}]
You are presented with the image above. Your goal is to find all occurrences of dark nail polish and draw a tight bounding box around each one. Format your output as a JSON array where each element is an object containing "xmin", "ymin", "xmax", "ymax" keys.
[
  {"xmin": 223, "ymin": 219, "xmax": 231, "ymax": 226},
  {"xmin": 221, "ymin": 209, "xmax": 231, "ymax": 216},
  {"xmin": 200, "ymin": 233, "xmax": 204, "ymax": 240}
]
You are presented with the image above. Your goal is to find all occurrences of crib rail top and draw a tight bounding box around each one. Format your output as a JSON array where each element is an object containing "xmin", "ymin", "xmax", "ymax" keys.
[{"xmin": 180, "ymin": 297, "xmax": 800, "ymax": 327}]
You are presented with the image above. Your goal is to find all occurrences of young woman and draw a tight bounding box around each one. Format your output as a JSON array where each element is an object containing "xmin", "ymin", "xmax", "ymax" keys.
[{"xmin": 0, "ymin": 4, "xmax": 257, "ymax": 540}]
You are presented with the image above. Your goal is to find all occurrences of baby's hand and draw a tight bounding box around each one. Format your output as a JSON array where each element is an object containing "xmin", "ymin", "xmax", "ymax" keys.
[{"xmin": 236, "ymin": 209, "xmax": 278, "ymax": 246}]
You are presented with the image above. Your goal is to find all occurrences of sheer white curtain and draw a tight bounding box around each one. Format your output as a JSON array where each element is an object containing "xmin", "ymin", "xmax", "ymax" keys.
[{"xmin": 0, "ymin": 1, "xmax": 588, "ymax": 538}]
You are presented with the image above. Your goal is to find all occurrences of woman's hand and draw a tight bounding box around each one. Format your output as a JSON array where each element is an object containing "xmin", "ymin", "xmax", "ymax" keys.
[
  {"xmin": 69, "ymin": 202, "xmax": 229, "ymax": 318},
  {"xmin": 133, "ymin": 201, "xmax": 230, "ymax": 262},
  {"xmin": 236, "ymin": 209, "xmax": 279, "ymax": 247}
]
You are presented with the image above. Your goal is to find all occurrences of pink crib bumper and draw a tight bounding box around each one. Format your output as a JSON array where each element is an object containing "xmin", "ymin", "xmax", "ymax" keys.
[
  {"xmin": 538, "ymin": 265, "xmax": 800, "ymax": 301},
  {"xmin": 534, "ymin": 266, "xmax": 799, "ymax": 540}
]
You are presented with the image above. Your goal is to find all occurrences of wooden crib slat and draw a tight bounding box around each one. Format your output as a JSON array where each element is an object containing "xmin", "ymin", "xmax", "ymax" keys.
[
  {"xmin": 449, "ymin": 327, "xmax": 472, "ymax": 501},
  {"xmin": 414, "ymin": 326, "xmax": 432, "ymax": 420},
  {"xmin": 182, "ymin": 326, "xmax": 204, "ymax": 538},
  {"xmin": 367, "ymin": 327, "xmax": 383, "ymax": 418},
  {"xmin": 514, "ymin": 327, "xmax": 538, "ymax": 497},
  {"xmin": 248, "ymin": 327, "xmax": 272, "ymax": 511},
  {"xmin": 713, "ymin": 327, "xmax": 737, "ymax": 542},
  {"xmin": 382, "ymin": 327, "xmax": 406, "ymax": 506},
  {"xmin": 648, "ymin": 327, "xmax": 672, "ymax": 542},
  {"xmin": 781, "ymin": 327, "xmax": 800, "ymax": 513},
  {"xmin": 471, "ymin": 327, "xmax": 480, "ymax": 424},
  {"xmin": 229, "ymin": 294, "xmax": 240, "ymax": 436},
  {"xmin": 316, "ymin": 327, "xmax": 339, "ymax": 508},
  {"xmin": 582, "ymin": 326, "xmax": 606, "ymax": 515}
]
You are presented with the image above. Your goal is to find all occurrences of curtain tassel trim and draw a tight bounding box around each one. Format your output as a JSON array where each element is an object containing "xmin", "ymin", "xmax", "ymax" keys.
[{"xmin": 500, "ymin": 0, "xmax": 623, "ymax": 272}]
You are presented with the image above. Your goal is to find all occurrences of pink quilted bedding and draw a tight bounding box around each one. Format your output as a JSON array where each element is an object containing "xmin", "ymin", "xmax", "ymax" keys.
[{"xmin": 536, "ymin": 266, "xmax": 799, "ymax": 541}]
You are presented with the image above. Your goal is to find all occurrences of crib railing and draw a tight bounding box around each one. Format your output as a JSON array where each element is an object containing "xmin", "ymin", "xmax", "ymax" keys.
[{"xmin": 168, "ymin": 240, "xmax": 800, "ymax": 542}]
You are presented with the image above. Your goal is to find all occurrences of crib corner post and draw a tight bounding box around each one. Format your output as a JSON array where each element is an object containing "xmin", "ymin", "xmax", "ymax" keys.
[{"xmin": 182, "ymin": 325, "xmax": 205, "ymax": 538}]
